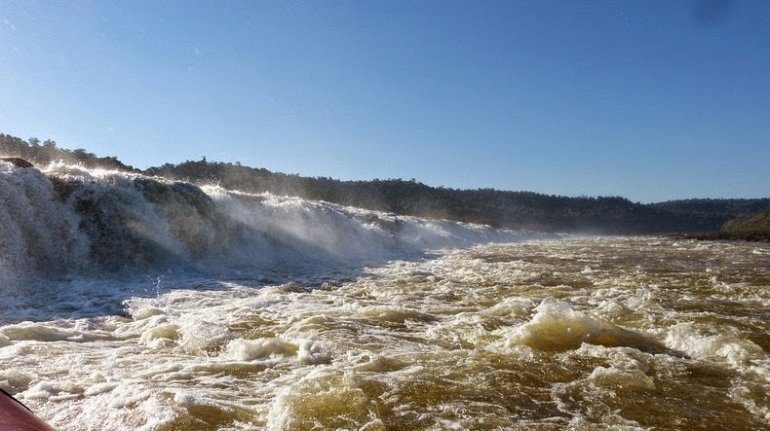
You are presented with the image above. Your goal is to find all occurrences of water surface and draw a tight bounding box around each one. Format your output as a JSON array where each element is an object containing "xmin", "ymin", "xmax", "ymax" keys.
[{"xmin": 1, "ymin": 237, "xmax": 767, "ymax": 430}]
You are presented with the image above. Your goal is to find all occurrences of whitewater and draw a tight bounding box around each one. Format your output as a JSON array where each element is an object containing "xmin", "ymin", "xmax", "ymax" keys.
[{"xmin": 1, "ymin": 160, "xmax": 768, "ymax": 430}]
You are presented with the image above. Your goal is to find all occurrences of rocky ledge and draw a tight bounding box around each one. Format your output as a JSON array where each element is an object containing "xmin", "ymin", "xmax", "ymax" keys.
[{"xmin": 0, "ymin": 157, "xmax": 34, "ymax": 168}]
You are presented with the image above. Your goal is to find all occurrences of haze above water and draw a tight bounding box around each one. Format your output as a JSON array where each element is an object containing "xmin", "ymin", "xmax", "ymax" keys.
[{"xmin": 0, "ymin": 162, "xmax": 768, "ymax": 430}]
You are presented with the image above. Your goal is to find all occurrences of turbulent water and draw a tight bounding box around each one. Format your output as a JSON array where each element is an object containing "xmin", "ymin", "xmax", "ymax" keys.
[{"xmin": 1, "ymin": 161, "xmax": 769, "ymax": 430}]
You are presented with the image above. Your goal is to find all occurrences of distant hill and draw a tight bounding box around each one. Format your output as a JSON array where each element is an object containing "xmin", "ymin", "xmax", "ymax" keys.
[
  {"xmin": 3, "ymin": 133, "xmax": 770, "ymax": 234},
  {"xmin": 722, "ymin": 211, "xmax": 770, "ymax": 234},
  {"xmin": 651, "ymin": 198, "xmax": 770, "ymax": 220},
  {"xmin": 674, "ymin": 210, "xmax": 770, "ymax": 242}
]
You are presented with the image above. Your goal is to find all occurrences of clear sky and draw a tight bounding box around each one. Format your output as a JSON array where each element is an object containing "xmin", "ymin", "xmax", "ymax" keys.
[{"xmin": 0, "ymin": 0, "xmax": 768, "ymax": 202}]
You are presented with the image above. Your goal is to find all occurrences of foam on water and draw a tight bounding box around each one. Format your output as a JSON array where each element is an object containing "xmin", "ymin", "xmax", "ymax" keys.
[
  {"xmin": 1, "ymin": 162, "xmax": 769, "ymax": 430},
  {"xmin": 502, "ymin": 298, "xmax": 672, "ymax": 354}
]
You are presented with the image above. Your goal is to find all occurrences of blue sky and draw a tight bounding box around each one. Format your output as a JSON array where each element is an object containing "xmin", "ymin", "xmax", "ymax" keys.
[{"xmin": 1, "ymin": 0, "xmax": 768, "ymax": 202}]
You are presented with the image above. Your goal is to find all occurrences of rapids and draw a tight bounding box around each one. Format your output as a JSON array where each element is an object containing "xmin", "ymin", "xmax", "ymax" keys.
[{"xmin": 1, "ymin": 161, "xmax": 769, "ymax": 430}]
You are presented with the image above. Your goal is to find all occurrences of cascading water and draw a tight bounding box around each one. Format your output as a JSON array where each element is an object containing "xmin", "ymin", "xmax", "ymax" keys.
[
  {"xmin": 0, "ymin": 161, "xmax": 529, "ymax": 281},
  {"xmin": 0, "ymin": 160, "xmax": 534, "ymax": 321}
]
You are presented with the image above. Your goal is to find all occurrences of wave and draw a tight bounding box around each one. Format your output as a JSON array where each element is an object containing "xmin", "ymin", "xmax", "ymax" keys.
[{"xmin": 0, "ymin": 161, "xmax": 534, "ymax": 281}]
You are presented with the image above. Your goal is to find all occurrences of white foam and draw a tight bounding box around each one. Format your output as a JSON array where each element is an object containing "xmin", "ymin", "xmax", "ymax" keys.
[
  {"xmin": 266, "ymin": 369, "xmax": 383, "ymax": 431},
  {"xmin": 140, "ymin": 323, "xmax": 180, "ymax": 349},
  {"xmin": 223, "ymin": 338, "xmax": 297, "ymax": 361},
  {"xmin": 664, "ymin": 323, "xmax": 765, "ymax": 364},
  {"xmin": 177, "ymin": 319, "xmax": 232, "ymax": 354},
  {"xmin": 503, "ymin": 298, "xmax": 667, "ymax": 353},
  {"xmin": 587, "ymin": 366, "xmax": 655, "ymax": 391},
  {"xmin": 297, "ymin": 340, "xmax": 331, "ymax": 365},
  {"xmin": 0, "ymin": 369, "xmax": 33, "ymax": 393}
]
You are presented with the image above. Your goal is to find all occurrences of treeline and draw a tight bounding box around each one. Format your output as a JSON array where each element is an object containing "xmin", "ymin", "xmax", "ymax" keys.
[
  {"xmin": 0, "ymin": 134, "xmax": 136, "ymax": 172},
  {"xmin": 3, "ymin": 133, "xmax": 769, "ymax": 234},
  {"xmin": 144, "ymin": 160, "xmax": 741, "ymax": 233},
  {"xmin": 651, "ymin": 198, "xmax": 770, "ymax": 220}
]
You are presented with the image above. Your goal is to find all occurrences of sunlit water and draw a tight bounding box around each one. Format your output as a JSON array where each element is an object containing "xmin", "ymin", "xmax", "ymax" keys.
[{"xmin": 1, "ymin": 237, "xmax": 768, "ymax": 430}]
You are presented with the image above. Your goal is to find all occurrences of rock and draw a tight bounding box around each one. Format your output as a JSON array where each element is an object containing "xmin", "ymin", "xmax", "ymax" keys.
[{"xmin": 0, "ymin": 158, "xmax": 34, "ymax": 168}]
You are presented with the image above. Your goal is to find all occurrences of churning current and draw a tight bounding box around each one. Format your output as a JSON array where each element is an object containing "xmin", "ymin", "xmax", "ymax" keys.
[{"xmin": 0, "ymin": 163, "xmax": 768, "ymax": 430}]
